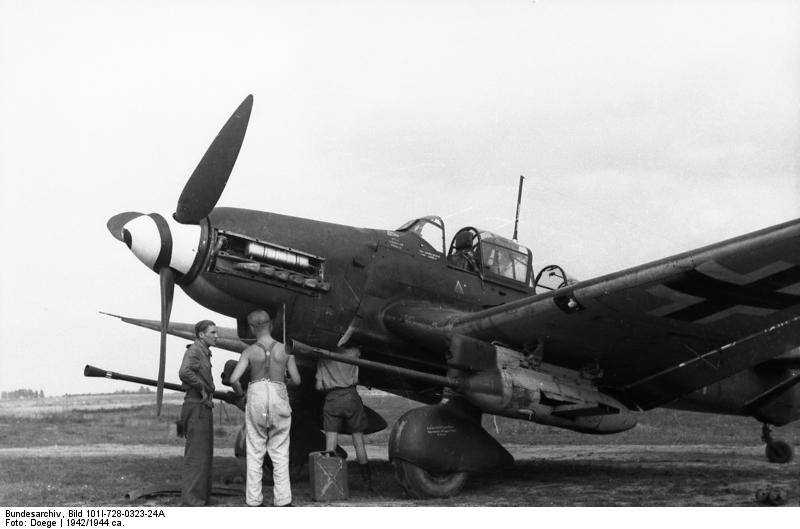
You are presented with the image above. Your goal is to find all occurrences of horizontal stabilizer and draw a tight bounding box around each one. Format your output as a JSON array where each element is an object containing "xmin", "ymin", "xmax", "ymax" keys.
[
  {"xmin": 756, "ymin": 347, "xmax": 800, "ymax": 370},
  {"xmin": 743, "ymin": 370, "xmax": 800, "ymax": 412}
]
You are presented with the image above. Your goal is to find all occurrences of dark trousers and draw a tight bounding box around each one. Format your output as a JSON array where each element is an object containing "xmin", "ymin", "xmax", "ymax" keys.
[{"xmin": 181, "ymin": 401, "xmax": 213, "ymax": 506}]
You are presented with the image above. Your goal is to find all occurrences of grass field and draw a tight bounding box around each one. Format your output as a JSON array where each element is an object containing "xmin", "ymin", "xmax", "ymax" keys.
[
  {"xmin": 1, "ymin": 392, "xmax": 799, "ymax": 506},
  {"xmin": 3, "ymin": 391, "xmax": 798, "ymax": 448}
]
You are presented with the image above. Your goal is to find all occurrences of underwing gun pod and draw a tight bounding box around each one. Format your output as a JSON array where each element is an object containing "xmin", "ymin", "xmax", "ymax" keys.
[{"xmin": 459, "ymin": 344, "xmax": 637, "ymax": 434}]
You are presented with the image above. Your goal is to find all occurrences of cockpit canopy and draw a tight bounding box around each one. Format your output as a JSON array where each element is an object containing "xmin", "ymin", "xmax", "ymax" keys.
[
  {"xmin": 447, "ymin": 227, "xmax": 533, "ymax": 285},
  {"xmin": 396, "ymin": 216, "xmax": 446, "ymax": 254},
  {"xmin": 396, "ymin": 217, "xmax": 534, "ymax": 287}
]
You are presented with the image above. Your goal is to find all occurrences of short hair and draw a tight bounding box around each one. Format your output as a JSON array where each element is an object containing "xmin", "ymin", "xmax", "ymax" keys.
[
  {"xmin": 247, "ymin": 310, "xmax": 271, "ymax": 331},
  {"xmin": 194, "ymin": 320, "xmax": 216, "ymax": 337}
]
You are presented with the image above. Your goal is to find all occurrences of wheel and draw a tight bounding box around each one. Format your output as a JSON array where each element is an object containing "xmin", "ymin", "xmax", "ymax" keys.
[
  {"xmin": 765, "ymin": 440, "xmax": 794, "ymax": 464},
  {"xmin": 393, "ymin": 459, "xmax": 468, "ymax": 499},
  {"xmin": 755, "ymin": 488, "xmax": 769, "ymax": 503}
]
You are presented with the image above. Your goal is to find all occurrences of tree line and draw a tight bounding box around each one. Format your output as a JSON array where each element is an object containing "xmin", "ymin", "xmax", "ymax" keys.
[
  {"xmin": 1, "ymin": 389, "xmax": 45, "ymax": 399},
  {"xmin": 2, "ymin": 386, "xmax": 154, "ymax": 399}
]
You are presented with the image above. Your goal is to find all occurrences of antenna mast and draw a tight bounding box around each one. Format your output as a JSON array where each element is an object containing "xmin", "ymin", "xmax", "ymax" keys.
[{"xmin": 512, "ymin": 175, "xmax": 525, "ymax": 241}]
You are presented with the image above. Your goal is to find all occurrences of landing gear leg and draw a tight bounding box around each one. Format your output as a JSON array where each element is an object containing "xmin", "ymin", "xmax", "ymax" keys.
[{"xmin": 761, "ymin": 423, "xmax": 794, "ymax": 464}]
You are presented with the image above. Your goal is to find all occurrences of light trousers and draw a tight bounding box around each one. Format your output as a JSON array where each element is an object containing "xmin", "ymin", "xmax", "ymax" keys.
[{"xmin": 245, "ymin": 380, "xmax": 292, "ymax": 506}]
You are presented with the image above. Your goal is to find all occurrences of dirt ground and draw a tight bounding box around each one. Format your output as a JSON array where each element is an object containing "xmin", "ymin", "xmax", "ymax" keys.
[
  {"xmin": 1, "ymin": 442, "xmax": 798, "ymax": 507},
  {"xmin": 1, "ymin": 393, "xmax": 799, "ymax": 506}
]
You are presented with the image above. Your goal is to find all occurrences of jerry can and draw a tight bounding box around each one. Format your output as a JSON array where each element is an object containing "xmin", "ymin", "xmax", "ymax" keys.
[{"xmin": 309, "ymin": 451, "xmax": 349, "ymax": 501}]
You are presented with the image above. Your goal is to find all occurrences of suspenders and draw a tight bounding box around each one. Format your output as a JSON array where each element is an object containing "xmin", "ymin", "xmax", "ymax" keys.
[
  {"xmin": 253, "ymin": 341, "xmax": 276, "ymax": 365},
  {"xmin": 254, "ymin": 341, "xmax": 269, "ymax": 357},
  {"xmin": 252, "ymin": 341, "xmax": 284, "ymax": 384}
]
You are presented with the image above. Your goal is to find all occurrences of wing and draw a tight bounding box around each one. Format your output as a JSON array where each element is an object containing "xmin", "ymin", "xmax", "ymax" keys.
[
  {"xmin": 100, "ymin": 312, "xmax": 249, "ymax": 353},
  {"xmin": 449, "ymin": 217, "xmax": 800, "ymax": 409}
]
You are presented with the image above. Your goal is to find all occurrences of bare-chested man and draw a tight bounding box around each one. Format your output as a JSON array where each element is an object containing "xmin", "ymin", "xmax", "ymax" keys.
[{"xmin": 230, "ymin": 310, "xmax": 301, "ymax": 507}]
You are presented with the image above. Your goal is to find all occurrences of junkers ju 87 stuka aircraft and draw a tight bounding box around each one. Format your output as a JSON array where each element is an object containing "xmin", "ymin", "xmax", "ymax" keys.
[{"xmin": 102, "ymin": 95, "xmax": 800, "ymax": 498}]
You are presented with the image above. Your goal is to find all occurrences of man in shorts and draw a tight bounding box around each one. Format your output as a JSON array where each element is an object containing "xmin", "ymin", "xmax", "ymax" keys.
[{"xmin": 315, "ymin": 346, "xmax": 373, "ymax": 491}]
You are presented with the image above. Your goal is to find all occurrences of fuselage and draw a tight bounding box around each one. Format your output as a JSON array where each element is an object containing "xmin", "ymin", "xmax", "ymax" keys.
[
  {"xmin": 176, "ymin": 207, "xmax": 537, "ymax": 400},
  {"xmin": 118, "ymin": 206, "xmax": 800, "ymax": 425}
]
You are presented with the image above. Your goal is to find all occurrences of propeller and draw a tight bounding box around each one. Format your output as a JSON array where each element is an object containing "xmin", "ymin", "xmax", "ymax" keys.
[
  {"xmin": 157, "ymin": 267, "xmax": 175, "ymax": 415},
  {"xmin": 159, "ymin": 94, "xmax": 252, "ymax": 412},
  {"xmin": 106, "ymin": 211, "xmax": 143, "ymax": 243},
  {"xmin": 174, "ymin": 94, "xmax": 254, "ymax": 224},
  {"xmin": 109, "ymin": 95, "xmax": 254, "ymax": 415}
]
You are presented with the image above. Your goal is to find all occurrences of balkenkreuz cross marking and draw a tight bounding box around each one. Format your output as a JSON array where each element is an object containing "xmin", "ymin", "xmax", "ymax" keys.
[{"xmin": 658, "ymin": 264, "xmax": 800, "ymax": 322}]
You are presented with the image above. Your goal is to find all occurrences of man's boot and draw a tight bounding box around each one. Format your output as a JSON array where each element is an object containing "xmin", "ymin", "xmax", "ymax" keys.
[{"xmin": 358, "ymin": 463, "xmax": 375, "ymax": 493}]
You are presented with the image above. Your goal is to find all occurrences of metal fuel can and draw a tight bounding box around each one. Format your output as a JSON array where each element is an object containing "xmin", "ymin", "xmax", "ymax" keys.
[{"xmin": 309, "ymin": 451, "xmax": 349, "ymax": 501}]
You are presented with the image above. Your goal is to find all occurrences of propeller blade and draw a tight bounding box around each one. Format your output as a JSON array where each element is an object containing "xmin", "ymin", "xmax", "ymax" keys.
[
  {"xmin": 106, "ymin": 212, "xmax": 143, "ymax": 243},
  {"xmin": 157, "ymin": 267, "xmax": 175, "ymax": 415},
  {"xmin": 174, "ymin": 95, "xmax": 254, "ymax": 224}
]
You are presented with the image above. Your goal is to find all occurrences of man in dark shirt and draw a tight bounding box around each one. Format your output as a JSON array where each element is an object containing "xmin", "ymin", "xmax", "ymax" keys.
[
  {"xmin": 178, "ymin": 319, "xmax": 218, "ymax": 506},
  {"xmin": 315, "ymin": 346, "xmax": 373, "ymax": 491}
]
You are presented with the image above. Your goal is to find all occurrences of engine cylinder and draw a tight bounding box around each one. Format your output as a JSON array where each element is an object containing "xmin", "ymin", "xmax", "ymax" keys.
[{"xmin": 246, "ymin": 242, "xmax": 312, "ymax": 270}]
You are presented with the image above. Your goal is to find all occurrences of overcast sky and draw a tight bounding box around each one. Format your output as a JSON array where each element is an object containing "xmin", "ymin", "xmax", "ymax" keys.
[{"xmin": 1, "ymin": 0, "xmax": 798, "ymax": 396}]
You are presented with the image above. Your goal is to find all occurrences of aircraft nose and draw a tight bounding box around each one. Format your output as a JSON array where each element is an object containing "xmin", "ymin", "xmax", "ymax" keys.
[
  {"xmin": 107, "ymin": 212, "xmax": 144, "ymax": 244},
  {"xmin": 109, "ymin": 212, "xmax": 202, "ymax": 274}
]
